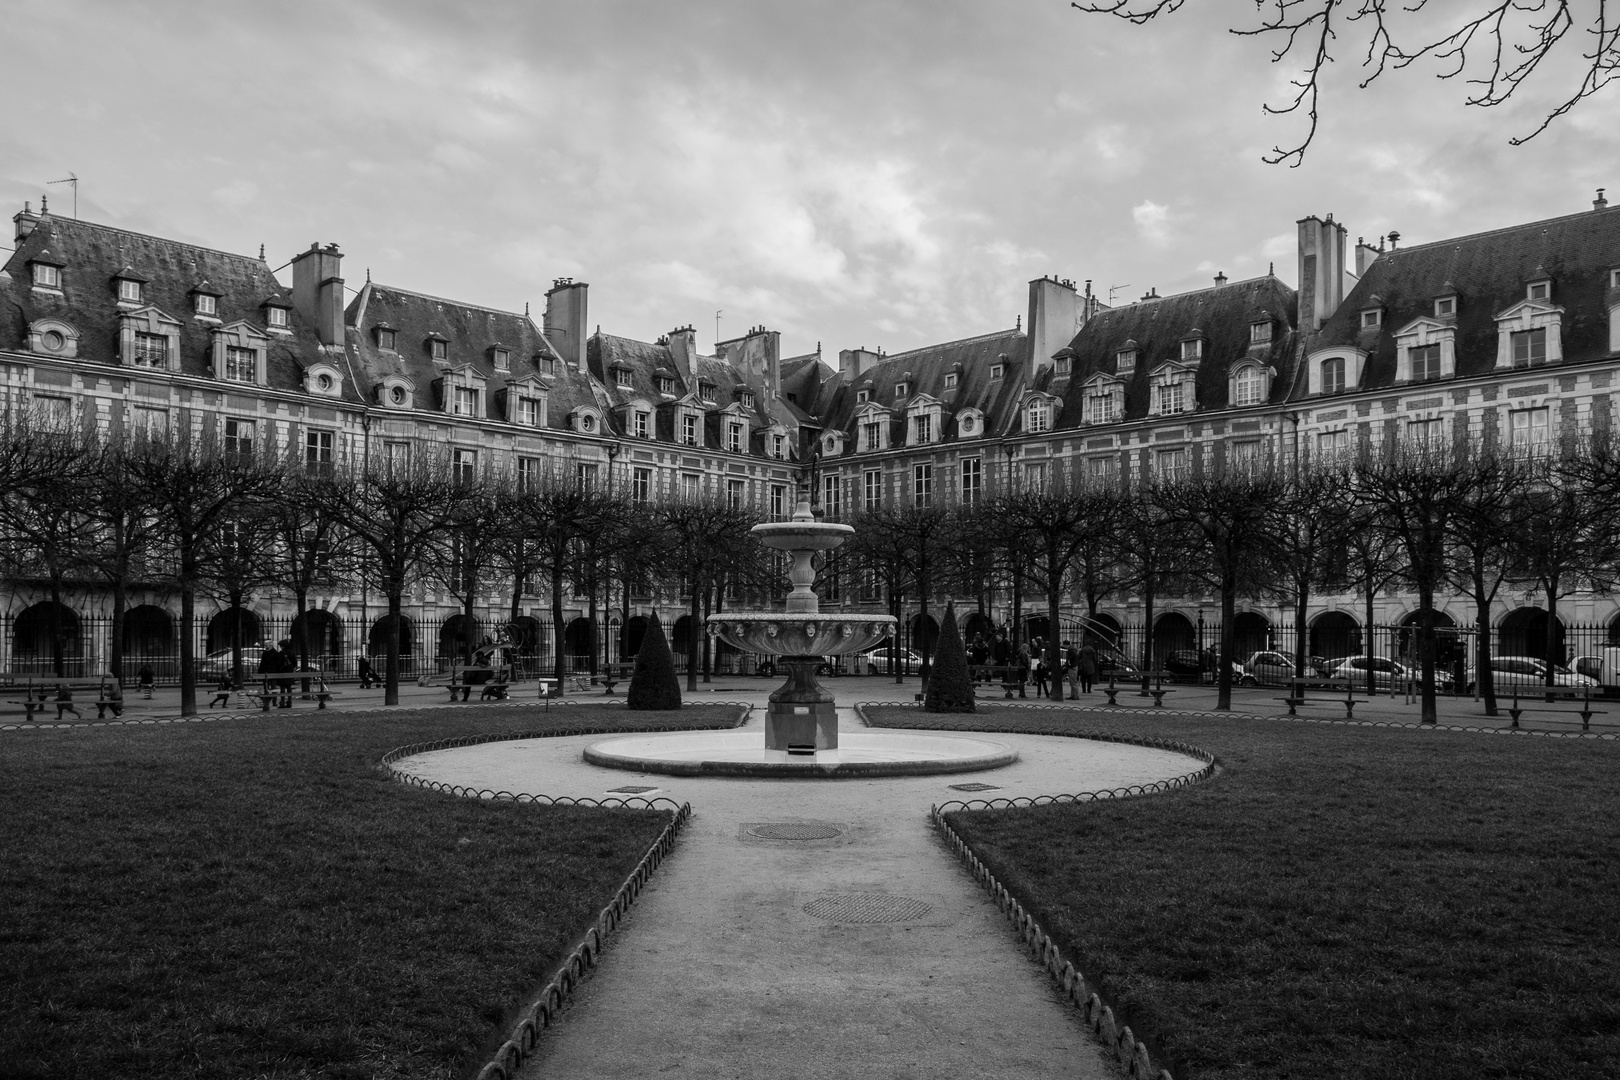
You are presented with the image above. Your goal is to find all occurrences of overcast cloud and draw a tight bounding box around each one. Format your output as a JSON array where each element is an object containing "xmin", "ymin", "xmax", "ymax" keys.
[{"xmin": 4, "ymin": 0, "xmax": 1616, "ymax": 359}]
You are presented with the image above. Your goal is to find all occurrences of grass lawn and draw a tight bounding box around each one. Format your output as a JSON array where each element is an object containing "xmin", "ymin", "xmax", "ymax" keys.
[
  {"xmin": 0, "ymin": 703, "xmax": 744, "ymax": 1080},
  {"xmin": 865, "ymin": 705, "xmax": 1620, "ymax": 1080}
]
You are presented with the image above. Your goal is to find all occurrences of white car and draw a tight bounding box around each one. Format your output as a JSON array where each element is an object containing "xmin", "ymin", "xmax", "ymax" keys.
[
  {"xmin": 1465, "ymin": 656, "xmax": 1598, "ymax": 695},
  {"xmin": 857, "ymin": 648, "xmax": 926, "ymax": 675}
]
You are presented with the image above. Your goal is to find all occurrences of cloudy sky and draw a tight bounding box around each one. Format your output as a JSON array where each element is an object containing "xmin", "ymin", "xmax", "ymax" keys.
[{"xmin": 5, "ymin": 0, "xmax": 1616, "ymax": 361}]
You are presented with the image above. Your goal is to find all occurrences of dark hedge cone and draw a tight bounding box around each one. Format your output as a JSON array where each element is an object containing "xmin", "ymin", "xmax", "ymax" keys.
[
  {"xmin": 924, "ymin": 600, "xmax": 976, "ymax": 713},
  {"xmin": 627, "ymin": 613, "xmax": 682, "ymax": 710}
]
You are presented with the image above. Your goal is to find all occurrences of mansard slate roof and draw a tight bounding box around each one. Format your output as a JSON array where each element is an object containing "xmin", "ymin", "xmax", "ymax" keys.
[
  {"xmin": 0, "ymin": 214, "xmax": 326, "ymax": 391},
  {"xmin": 345, "ymin": 283, "xmax": 594, "ymax": 423},
  {"xmin": 589, "ymin": 333, "xmax": 778, "ymax": 443},
  {"xmin": 813, "ymin": 328, "xmax": 1027, "ymax": 444},
  {"xmin": 1054, "ymin": 275, "xmax": 1299, "ymax": 425},
  {"xmin": 1308, "ymin": 204, "xmax": 1620, "ymax": 391}
]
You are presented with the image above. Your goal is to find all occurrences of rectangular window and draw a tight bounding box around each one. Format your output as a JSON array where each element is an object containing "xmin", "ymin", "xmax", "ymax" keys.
[
  {"xmin": 450, "ymin": 449, "xmax": 477, "ymax": 483},
  {"xmin": 1408, "ymin": 418, "xmax": 1444, "ymax": 451},
  {"xmin": 517, "ymin": 396, "xmax": 540, "ymax": 426},
  {"xmin": 823, "ymin": 474, "xmax": 842, "ymax": 517},
  {"xmin": 857, "ymin": 389, "xmax": 870, "ymax": 403},
  {"xmin": 1435, "ymin": 297, "xmax": 1456, "ymax": 317},
  {"xmin": 990, "ymin": 364, "xmax": 1004, "ymax": 379},
  {"xmin": 224, "ymin": 346, "xmax": 256, "ymax": 383},
  {"xmin": 33, "ymin": 395, "xmax": 71, "ymax": 425},
  {"xmin": 634, "ymin": 411, "xmax": 649, "ymax": 439},
  {"xmin": 576, "ymin": 462, "xmax": 599, "ymax": 489},
  {"xmin": 960, "ymin": 457, "xmax": 981, "ymax": 504},
  {"xmin": 1024, "ymin": 461, "xmax": 1048, "ymax": 489},
  {"xmin": 32, "ymin": 264, "xmax": 60, "ymax": 289},
  {"xmin": 305, "ymin": 429, "xmax": 334, "ymax": 474},
  {"xmin": 385, "ymin": 441, "xmax": 410, "ymax": 475},
  {"xmin": 118, "ymin": 279, "xmax": 142, "ymax": 303},
  {"xmin": 863, "ymin": 469, "xmax": 882, "ymax": 510},
  {"xmin": 727, "ymin": 478, "xmax": 745, "ymax": 509},
  {"xmin": 267, "ymin": 306, "xmax": 288, "ymax": 328},
  {"xmin": 133, "ymin": 405, "xmax": 167, "ymax": 437},
  {"xmin": 195, "ymin": 294, "xmax": 217, "ymax": 316},
  {"xmin": 517, "ymin": 456, "xmax": 540, "ymax": 492},
  {"xmin": 894, "ymin": 383, "xmax": 909, "ymax": 398},
  {"xmin": 1361, "ymin": 309, "xmax": 1381, "ymax": 328},
  {"xmin": 377, "ymin": 328, "xmax": 396, "ymax": 351},
  {"xmin": 915, "ymin": 414, "xmax": 932, "ymax": 444},
  {"xmin": 682, "ymin": 414, "xmax": 698, "ymax": 445},
  {"xmin": 1410, "ymin": 344, "xmax": 1441, "ymax": 381},
  {"xmin": 1055, "ymin": 356, "xmax": 1071, "ymax": 376},
  {"xmin": 1180, "ymin": 339, "xmax": 1202, "ymax": 361},
  {"xmin": 1250, "ymin": 321, "xmax": 1272, "ymax": 344},
  {"xmin": 1509, "ymin": 406, "xmax": 1550, "ymax": 453},
  {"xmin": 861, "ymin": 420, "xmax": 883, "ymax": 452},
  {"xmin": 657, "ymin": 376, "xmax": 675, "ymax": 395},
  {"xmin": 132, "ymin": 333, "xmax": 168, "ymax": 367},
  {"xmin": 727, "ymin": 423, "xmax": 743, "ymax": 453},
  {"xmin": 913, "ymin": 463, "xmax": 932, "ymax": 507},
  {"xmin": 859, "ymin": 567, "xmax": 881, "ymax": 602},
  {"xmin": 1317, "ymin": 429, "xmax": 1349, "ymax": 459},
  {"xmin": 699, "ymin": 383, "xmax": 717, "ymax": 402},
  {"xmin": 1528, "ymin": 281, "xmax": 1550, "ymax": 301},
  {"xmin": 1321, "ymin": 357, "xmax": 1346, "ymax": 394},
  {"xmin": 453, "ymin": 386, "xmax": 478, "ymax": 416},
  {"xmin": 1116, "ymin": 351, "xmax": 1136, "ymax": 374},
  {"xmin": 1027, "ymin": 400, "xmax": 1051, "ymax": 432},
  {"xmin": 1086, "ymin": 392, "xmax": 1118, "ymax": 423},
  {"xmin": 1155, "ymin": 448, "xmax": 1188, "ymax": 482},
  {"xmin": 771, "ymin": 483, "xmax": 787, "ymax": 517},
  {"xmin": 773, "ymin": 434, "xmax": 786, "ymax": 459},
  {"xmin": 634, "ymin": 467, "xmax": 653, "ymax": 504},
  {"xmin": 681, "ymin": 473, "xmax": 700, "ymax": 501},
  {"xmin": 431, "ymin": 339, "xmax": 448, "ymax": 362},
  {"xmin": 1154, "ymin": 381, "xmax": 1186, "ymax": 414},
  {"xmin": 1086, "ymin": 456, "xmax": 1114, "ymax": 484},
  {"xmin": 944, "ymin": 373, "xmax": 958, "ymax": 389},
  {"xmin": 493, "ymin": 349, "xmax": 510, "ymax": 372},
  {"xmin": 1230, "ymin": 440, "xmax": 1260, "ymax": 474},
  {"xmin": 1511, "ymin": 328, "xmax": 1547, "ymax": 367},
  {"xmin": 224, "ymin": 418, "xmax": 254, "ymax": 459}
]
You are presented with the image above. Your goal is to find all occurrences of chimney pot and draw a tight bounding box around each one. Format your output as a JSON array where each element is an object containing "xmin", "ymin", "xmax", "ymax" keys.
[
  {"xmin": 1387, "ymin": 230, "xmax": 1401, "ymax": 249},
  {"xmin": 1596, "ymin": 188, "xmax": 1608, "ymax": 211},
  {"xmin": 1214, "ymin": 272, "xmax": 1228, "ymax": 286}
]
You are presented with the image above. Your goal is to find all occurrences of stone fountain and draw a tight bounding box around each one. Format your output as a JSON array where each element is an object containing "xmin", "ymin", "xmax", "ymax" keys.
[
  {"xmin": 706, "ymin": 494, "xmax": 896, "ymax": 754},
  {"xmin": 581, "ymin": 485, "xmax": 1017, "ymax": 777}
]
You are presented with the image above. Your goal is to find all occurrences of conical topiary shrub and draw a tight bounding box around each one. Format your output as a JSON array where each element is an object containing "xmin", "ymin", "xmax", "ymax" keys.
[
  {"xmin": 627, "ymin": 613, "xmax": 682, "ymax": 710},
  {"xmin": 924, "ymin": 601, "xmax": 976, "ymax": 713}
]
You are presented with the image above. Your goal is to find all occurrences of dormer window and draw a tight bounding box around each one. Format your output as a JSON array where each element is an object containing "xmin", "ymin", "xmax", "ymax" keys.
[
  {"xmin": 657, "ymin": 375, "xmax": 675, "ymax": 395},
  {"xmin": 118, "ymin": 279, "xmax": 142, "ymax": 303},
  {"xmin": 633, "ymin": 410, "xmax": 650, "ymax": 438},
  {"xmin": 857, "ymin": 389, "xmax": 870, "ymax": 403},
  {"xmin": 1528, "ymin": 280, "xmax": 1551, "ymax": 301},
  {"xmin": 517, "ymin": 397, "xmax": 542, "ymax": 426},
  {"xmin": 580, "ymin": 413, "xmax": 596, "ymax": 433},
  {"xmin": 894, "ymin": 382, "xmax": 909, "ymax": 398},
  {"xmin": 740, "ymin": 391, "xmax": 754, "ymax": 409},
  {"xmin": 699, "ymin": 382, "xmax": 717, "ymax": 403},
  {"xmin": 960, "ymin": 415, "xmax": 976, "ymax": 435},
  {"xmin": 1027, "ymin": 398, "xmax": 1052, "ymax": 432},
  {"xmin": 1511, "ymin": 328, "xmax": 1547, "ymax": 366},
  {"xmin": 727, "ymin": 422, "xmax": 743, "ymax": 452},
  {"xmin": 1085, "ymin": 386, "xmax": 1120, "ymax": 424},
  {"xmin": 1434, "ymin": 296, "xmax": 1457, "ymax": 318},
  {"xmin": 1411, "ymin": 344, "xmax": 1442, "ymax": 381},
  {"xmin": 1361, "ymin": 308, "xmax": 1382, "ymax": 329},
  {"xmin": 613, "ymin": 365, "xmax": 633, "ymax": 389},
  {"xmin": 681, "ymin": 413, "xmax": 699, "ymax": 446},
  {"xmin": 265, "ymin": 305, "xmax": 289, "ymax": 329},
  {"xmin": 453, "ymin": 386, "xmax": 478, "ymax": 416},
  {"xmin": 492, "ymin": 347, "xmax": 511, "ymax": 372},
  {"xmin": 540, "ymin": 354, "xmax": 556, "ymax": 376},
  {"xmin": 31, "ymin": 262, "xmax": 61, "ymax": 289},
  {"xmin": 1055, "ymin": 355, "xmax": 1072, "ymax": 376},
  {"xmin": 193, "ymin": 292, "xmax": 219, "ymax": 317},
  {"xmin": 990, "ymin": 363, "xmax": 1004, "ymax": 379},
  {"xmin": 133, "ymin": 334, "xmax": 168, "ymax": 366},
  {"xmin": 223, "ymin": 347, "xmax": 256, "ymax": 382},
  {"xmin": 1249, "ymin": 320, "xmax": 1272, "ymax": 344},
  {"xmin": 1116, "ymin": 348, "xmax": 1137, "ymax": 374},
  {"xmin": 1155, "ymin": 382, "xmax": 1187, "ymax": 414},
  {"xmin": 376, "ymin": 327, "xmax": 397, "ymax": 351},
  {"xmin": 1149, "ymin": 365, "xmax": 1194, "ymax": 415},
  {"xmin": 772, "ymin": 433, "xmax": 787, "ymax": 459},
  {"xmin": 428, "ymin": 336, "xmax": 449, "ymax": 362},
  {"xmin": 1231, "ymin": 363, "xmax": 1267, "ymax": 407},
  {"xmin": 859, "ymin": 418, "xmax": 886, "ymax": 453},
  {"xmin": 1322, "ymin": 356, "xmax": 1346, "ymax": 394},
  {"xmin": 1180, "ymin": 337, "xmax": 1203, "ymax": 361},
  {"xmin": 944, "ymin": 372, "xmax": 959, "ymax": 389},
  {"xmin": 1610, "ymin": 268, "xmax": 1620, "ymax": 290}
]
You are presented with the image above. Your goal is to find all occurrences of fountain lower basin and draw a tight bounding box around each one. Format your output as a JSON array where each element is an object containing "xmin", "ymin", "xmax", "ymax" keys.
[{"xmin": 583, "ymin": 729, "xmax": 1019, "ymax": 778}]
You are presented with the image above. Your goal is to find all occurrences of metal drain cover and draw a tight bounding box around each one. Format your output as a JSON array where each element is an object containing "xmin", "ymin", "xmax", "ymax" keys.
[
  {"xmin": 606, "ymin": 785, "xmax": 659, "ymax": 794},
  {"xmin": 747, "ymin": 822, "xmax": 843, "ymax": 841},
  {"xmin": 803, "ymin": 893, "xmax": 934, "ymax": 923},
  {"xmin": 949, "ymin": 782, "xmax": 1000, "ymax": 792}
]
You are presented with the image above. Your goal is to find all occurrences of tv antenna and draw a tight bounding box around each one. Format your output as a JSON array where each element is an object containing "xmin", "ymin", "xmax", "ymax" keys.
[
  {"xmin": 48, "ymin": 173, "xmax": 78, "ymax": 218},
  {"xmin": 1107, "ymin": 283, "xmax": 1130, "ymax": 305},
  {"xmin": 715, "ymin": 309, "xmax": 722, "ymax": 345}
]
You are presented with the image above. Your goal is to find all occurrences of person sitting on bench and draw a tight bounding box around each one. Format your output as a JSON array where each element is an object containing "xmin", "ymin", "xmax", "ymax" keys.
[
  {"xmin": 102, "ymin": 680, "xmax": 125, "ymax": 718},
  {"xmin": 55, "ymin": 683, "xmax": 82, "ymax": 721},
  {"xmin": 210, "ymin": 672, "xmax": 233, "ymax": 709},
  {"xmin": 137, "ymin": 665, "xmax": 155, "ymax": 699}
]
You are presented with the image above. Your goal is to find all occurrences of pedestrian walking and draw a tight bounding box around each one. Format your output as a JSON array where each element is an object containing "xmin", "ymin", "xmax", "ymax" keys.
[
  {"xmin": 356, "ymin": 654, "xmax": 380, "ymax": 689},
  {"xmin": 1016, "ymin": 640, "xmax": 1030, "ymax": 699},
  {"xmin": 54, "ymin": 682, "xmax": 82, "ymax": 721},
  {"xmin": 210, "ymin": 671, "xmax": 233, "ymax": 709},
  {"xmin": 1078, "ymin": 641, "xmax": 1098, "ymax": 694},
  {"xmin": 1032, "ymin": 638, "xmax": 1048, "ymax": 697},
  {"xmin": 1064, "ymin": 640, "xmax": 1080, "ymax": 697},
  {"xmin": 992, "ymin": 631, "xmax": 1011, "ymax": 683}
]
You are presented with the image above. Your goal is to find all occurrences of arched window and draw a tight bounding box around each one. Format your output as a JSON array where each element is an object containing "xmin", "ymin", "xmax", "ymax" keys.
[
  {"xmin": 1232, "ymin": 365, "xmax": 1266, "ymax": 407},
  {"xmin": 1321, "ymin": 356, "xmax": 1346, "ymax": 394},
  {"xmin": 1027, "ymin": 399, "xmax": 1051, "ymax": 433}
]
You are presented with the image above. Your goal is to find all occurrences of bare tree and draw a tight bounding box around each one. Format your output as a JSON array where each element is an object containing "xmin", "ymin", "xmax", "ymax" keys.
[
  {"xmin": 1444, "ymin": 448, "xmax": 1533, "ymax": 714},
  {"xmin": 652, "ymin": 493, "xmax": 763, "ymax": 692},
  {"xmin": 506, "ymin": 468, "xmax": 614, "ymax": 691},
  {"xmin": 1072, "ymin": 1, "xmax": 1620, "ymax": 164},
  {"xmin": 1273, "ymin": 462, "xmax": 1354, "ymax": 670}
]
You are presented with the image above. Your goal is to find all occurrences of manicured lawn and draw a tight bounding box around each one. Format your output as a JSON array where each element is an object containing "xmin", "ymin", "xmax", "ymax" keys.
[
  {"xmin": 866, "ymin": 705, "xmax": 1620, "ymax": 1080},
  {"xmin": 0, "ymin": 703, "xmax": 743, "ymax": 1080}
]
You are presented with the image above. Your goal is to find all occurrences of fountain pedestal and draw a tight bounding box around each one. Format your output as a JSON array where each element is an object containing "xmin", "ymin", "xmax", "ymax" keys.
[{"xmin": 766, "ymin": 656, "xmax": 838, "ymax": 752}]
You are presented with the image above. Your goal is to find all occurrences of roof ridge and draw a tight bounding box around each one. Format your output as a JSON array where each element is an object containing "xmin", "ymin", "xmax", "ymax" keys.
[
  {"xmin": 1383, "ymin": 204, "xmax": 1620, "ymax": 256},
  {"xmin": 370, "ymin": 283, "xmax": 528, "ymax": 319},
  {"xmin": 878, "ymin": 327, "xmax": 1022, "ymax": 363},
  {"xmin": 37, "ymin": 216, "xmax": 267, "ymax": 266}
]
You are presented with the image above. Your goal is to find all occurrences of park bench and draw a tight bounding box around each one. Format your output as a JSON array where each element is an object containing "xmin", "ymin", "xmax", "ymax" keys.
[
  {"xmin": 1279, "ymin": 677, "xmax": 1357, "ymax": 718},
  {"xmin": 8, "ymin": 679, "xmax": 112, "ymax": 721},
  {"xmin": 251, "ymin": 676, "xmax": 336, "ymax": 710},
  {"xmin": 969, "ymin": 664, "xmax": 1024, "ymax": 698},
  {"xmin": 1098, "ymin": 670, "xmax": 1175, "ymax": 706},
  {"xmin": 1502, "ymin": 684, "xmax": 1607, "ymax": 730}
]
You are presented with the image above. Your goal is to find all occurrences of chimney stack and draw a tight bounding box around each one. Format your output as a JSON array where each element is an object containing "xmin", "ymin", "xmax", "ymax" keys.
[
  {"xmin": 542, "ymin": 278, "xmax": 589, "ymax": 372},
  {"xmin": 1596, "ymin": 188, "xmax": 1609, "ymax": 211},
  {"xmin": 838, "ymin": 347, "xmax": 881, "ymax": 381},
  {"xmin": 1354, "ymin": 236, "xmax": 1381, "ymax": 277},
  {"xmin": 1026, "ymin": 275, "xmax": 1081, "ymax": 382},
  {"xmin": 1214, "ymin": 271, "xmax": 1228, "ymax": 287},
  {"xmin": 1297, "ymin": 214, "xmax": 1349, "ymax": 331},
  {"xmin": 289, "ymin": 242, "xmax": 346, "ymax": 346},
  {"xmin": 13, "ymin": 201, "xmax": 40, "ymax": 246},
  {"xmin": 665, "ymin": 325, "xmax": 697, "ymax": 380}
]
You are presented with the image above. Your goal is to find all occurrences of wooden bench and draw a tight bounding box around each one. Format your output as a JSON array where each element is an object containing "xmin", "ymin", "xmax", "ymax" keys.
[
  {"xmin": 8, "ymin": 679, "xmax": 109, "ymax": 720},
  {"xmin": 969, "ymin": 664, "xmax": 1024, "ymax": 699},
  {"xmin": 1502, "ymin": 685, "xmax": 1607, "ymax": 730},
  {"xmin": 1279, "ymin": 677, "xmax": 1357, "ymax": 717},
  {"xmin": 252, "ymin": 677, "xmax": 336, "ymax": 710}
]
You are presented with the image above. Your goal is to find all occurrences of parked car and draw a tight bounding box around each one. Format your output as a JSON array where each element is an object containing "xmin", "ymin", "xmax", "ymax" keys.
[
  {"xmin": 1464, "ymin": 656, "xmax": 1598, "ymax": 696},
  {"xmin": 857, "ymin": 648, "xmax": 926, "ymax": 676},
  {"xmin": 1093, "ymin": 646, "xmax": 1137, "ymax": 674},
  {"xmin": 1163, "ymin": 648, "xmax": 1244, "ymax": 682},
  {"xmin": 198, "ymin": 646, "xmax": 266, "ymax": 681},
  {"xmin": 1325, "ymin": 655, "xmax": 1456, "ymax": 692},
  {"xmin": 1239, "ymin": 650, "xmax": 1298, "ymax": 686},
  {"xmin": 755, "ymin": 656, "xmax": 838, "ymax": 678}
]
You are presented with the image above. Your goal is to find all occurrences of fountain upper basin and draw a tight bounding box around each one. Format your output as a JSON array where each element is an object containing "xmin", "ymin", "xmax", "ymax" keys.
[
  {"xmin": 708, "ymin": 612, "xmax": 895, "ymax": 658},
  {"xmin": 751, "ymin": 519, "xmax": 854, "ymax": 551}
]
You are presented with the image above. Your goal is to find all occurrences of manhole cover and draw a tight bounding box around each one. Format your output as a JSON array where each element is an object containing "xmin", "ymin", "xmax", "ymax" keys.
[
  {"xmin": 803, "ymin": 893, "xmax": 933, "ymax": 923},
  {"xmin": 950, "ymin": 782, "xmax": 1000, "ymax": 792},
  {"xmin": 606, "ymin": 785, "xmax": 658, "ymax": 794},
  {"xmin": 747, "ymin": 822, "xmax": 843, "ymax": 841}
]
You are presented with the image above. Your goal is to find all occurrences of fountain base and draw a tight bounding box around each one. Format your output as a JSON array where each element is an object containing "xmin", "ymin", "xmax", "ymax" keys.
[{"xmin": 766, "ymin": 656, "xmax": 838, "ymax": 752}]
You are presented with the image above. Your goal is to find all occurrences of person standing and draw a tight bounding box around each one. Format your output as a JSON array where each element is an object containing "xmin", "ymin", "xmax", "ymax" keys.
[
  {"xmin": 1078, "ymin": 640, "xmax": 1098, "ymax": 694},
  {"xmin": 1064, "ymin": 640, "xmax": 1080, "ymax": 697},
  {"xmin": 1031, "ymin": 638, "xmax": 1048, "ymax": 697},
  {"xmin": 992, "ymin": 631, "xmax": 1011, "ymax": 683},
  {"xmin": 259, "ymin": 641, "xmax": 285, "ymax": 707},
  {"xmin": 1016, "ymin": 639, "xmax": 1030, "ymax": 699}
]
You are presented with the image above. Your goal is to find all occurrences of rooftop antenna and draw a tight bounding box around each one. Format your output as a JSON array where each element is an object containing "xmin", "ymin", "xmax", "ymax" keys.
[
  {"xmin": 715, "ymin": 309, "xmax": 723, "ymax": 346},
  {"xmin": 47, "ymin": 173, "xmax": 78, "ymax": 218},
  {"xmin": 1108, "ymin": 283, "xmax": 1131, "ymax": 305}
]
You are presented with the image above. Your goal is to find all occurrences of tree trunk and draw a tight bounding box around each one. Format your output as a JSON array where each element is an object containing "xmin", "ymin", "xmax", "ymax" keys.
[
  {"xmin": 109, "ymin": 578, "xmax": 128, "ymax": 683},
  {"xmin": 1293, "ymin": 583, "xmax": 1309, "ymax": 678},
  {"xmin": 1364, "ymin": 578, "xmax": 1376, "ymax": 697},
  {"xmin": 179, "ymin": 582, "xmax": 197, "ymax": 716},
  {"xmin": 47, "ymin": 578, "xmax": 65, "ymax": 677},
  {"xmin": 1476, "ymin": 598, "xmax": 1496, "ymax": 714},
  {"xmin": 384, "ymin": 591, "xmax": 402, "ymax": 706},
  {"xmin": 1141, "ymin": 580, "xmax": 1156, "ymax": 695},
  {"xmin": 686, "ymin": 578, "xmax": 701, "ymax": 693},
  {"xmin": 1046, "ymin": 543, "xmax": 1062, "ymax": 702},
  {"xmin": 1544, "ymin": 581, "xmax": 1561, "ymax": 700},
  {"xmin": 1417, "ymin": 582, "xmax": 1437, "ymax": 724},
  {"xmin": 701, "ymin": 586, "xmax": 712, "ymax": 683},
  {"xmin": 230, "ymin": 588, "xmax": 245, "ymax": 689},
  {"xmin": 551, "ymin": 563, "xmax": 567, "ymax": 693},
  {"xmin": 1217, "ymin": 578, "xmax": 1236, "ymax": 710},
  {"xmin": 462, "ymin": 580, "xmax": 477, "ymax": 667}
]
